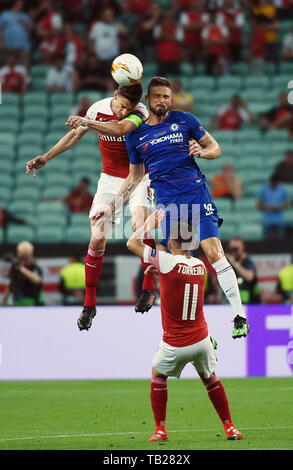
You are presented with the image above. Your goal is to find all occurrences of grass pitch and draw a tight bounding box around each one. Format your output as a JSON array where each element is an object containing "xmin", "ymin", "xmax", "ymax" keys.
[{"xmin": 0, "ymin": 377, "xmax": 292, "ymax": 450}]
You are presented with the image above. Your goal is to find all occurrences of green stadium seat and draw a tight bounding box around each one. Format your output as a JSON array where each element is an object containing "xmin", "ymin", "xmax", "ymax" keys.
[
  {"xmin": 217, "ymin": 75, "xmax": 243, "ymax": 91},
  {"xmin": 0, "ymin": 173, "xmax": 13, "ymax": 188},
  {"xmin": 234, "ymin": 198, "xmax": 258, "ymax": 212},
  {"xmin": 212, "ymin": 130, "xmax": 236, "ymax": 144},
  {"xmin": 50, "ymin": 104, "xmax": 70, "ymax": 118},
  {"xmin": 31, "ymin": 64, "xmax": 49, "ymax": 77},
  {"xmin": 279, "ymin": 62, "xmax": 293, "ymax": 75},
  {"xmin": 65, "ymin": 225, "xmax": 90, "ymax": 243},
  {"xmin": 244, "ymin": 182, "xmax": 264, "ymax": 197},
  {"xmin": 0, "ymin": 133, "xmax": 16, "ymax": 147},
  {"xmin": 6, "ymin": 225, "xmax": 35, "ymax": 243},
  {"xmin": 31, "ymin": 76, "xmax": 47, "ymax": 91},
  {"xmin": 35, "ymin": 226, "xmax": 64, "ymax": 243},
  {"xmin": 143, "ymin": 62, "xmax": 158, "ymax": 76},
  {"xmin": 235, "ymin": 129, "xmax": 262, "ymax": 143},
  {"xmin": 18, "ymin": 133, "xmax": 43, "ymax": 147},
  {"xmin": 214, "ymin": 198, "xmax": 233, "ymax": 212},
  {"xmin": 23, "ymin": 105, "xmax": 48, "ymax": 120},
  {"xmin": 271, "ymin": 75, "xmax": 292, "ymax": 92},
  {"xmin": 0, "ymin": 104, "xmax": 20, "ymax": 120},
  {"xmin": 70, "ymin": 213, "xmax": 89, "ymax": 226},
  {"xmin": 0, "ymin": 186, "xmax": 12, "ymax": 203},
  {"xmin": 0, "ymin": 160, "xmax": 13, "ymax": 173},
  {"xmin": 72, "ymin": 159, "xmax": 99, "ymax": 173},
  {"xmin": 179, "ymin": 62, "xmax": 194, "ymax": 76},
  {"xmin": 0, "ymin": 144, "xmax": 16, "ymax": 160},
  {"xmin": 264, "ymin": 129, "xmax": 289, "ymax": 144},
  {"xmin": 44, "ymin": 131, "xmax": 65, "ymax": 148},
  {"xmin": 42, "ymin": 158, "xmax": 69, "ymax": 174},
  {"xmin": 18, "ymin": 144, "xmax": 44, "ymax": 161},
  {"xmin": 219, "ymin": 222, "xmax": 238, "ymax": 242},
  {"xmin": 231, "ymin": 62, "xmax": 249, "ymax": 76},
  {"xmin": 212, "ymin": 89, "xmax": 235, "ymax": 105},
  {"xmin": 38, "ymin": 213, "xmax": 67, "ymax": 227},
  {"xmin": 15, "ymin": 173, "xmax": 44, "ymax": 189},
  {"xmin": 248, "ymin": 103, "xmax": 272, "ymax": 115},
  {"xmin": 77, "ymin": 91, "xmax": 104, "ymax": 104},
  {"xmin": 48, "ymin": 116, "xmax": 68, "ymax": 132},
  {"xmin": 190, "ymin": 76, "xmax": 216, "ymax": 90},
  {"xmin": 238, "ymin": 222, "xmax": 263, "ymax": 241},
  {"xmin": 12, "ymin": 186, "xmax": 41, "ymax": 201},
  {"xmin": 45, "ymin": 173, "xmax": 72, "ymax": 188},
  {"xmin": 49, "ymin": 93, "xmax": 74, "ymax": 106},
  {"xmin": 0, "ymin": 228, "xmax": 4, "ymax": 243},
  {"xmin": 190, "ymin": 89, "xmax": 211, "ymax": 104},
  {"xmin": 282, "ymin": 183, "xmax": 293, "ymax": 200},
  {"xmin": 21, "ymin": 118, "xmax": 47, "ymax": 133},
  {"xmin": 37, "ymin": 200, "xmax": 66, "ymax": 215},
  {"xmin": 22, "ymin": 91, "xmax": 48, "ymax": 107},
  {"xmin": 240, "ymin": 89, "xmax": 266, "ymax": 103},
  {"xmin": 1, "ymin": 93, "xmax": 20, "ymax": 106},
  {"xmin": 284, "ymin": 209, "xmax": 293, "ymax": 227},
  {"xmin": 0, "ymin": 118, "xmax": 19, "ymax": 133},
  {"xmin": 244, "ymin": 76, "xmax": 270, "ymax": 90},
  {"xmin": 42, "ymin": 185, "xmax": 69, "ymax": 199}
]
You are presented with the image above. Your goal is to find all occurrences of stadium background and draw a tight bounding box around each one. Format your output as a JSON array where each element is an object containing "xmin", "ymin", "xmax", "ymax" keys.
[{"xmin": 0, "ymin": 0, "xmax": 292, "ymax": 452}]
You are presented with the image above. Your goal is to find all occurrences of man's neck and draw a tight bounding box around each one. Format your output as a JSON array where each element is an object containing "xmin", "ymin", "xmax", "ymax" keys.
[
  {"xmin": 171, "ymin": 249, "xmax": 191, "ymax": 258},
  {"xmin": 146, "ymin": 112, "xmax": 169, "ymax": 126}
]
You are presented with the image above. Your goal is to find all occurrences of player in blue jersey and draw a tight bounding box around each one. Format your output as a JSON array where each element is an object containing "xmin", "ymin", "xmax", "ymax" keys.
[{"xmin": 93, "ymin": 77, "xmax": 249, "ymax": 339}]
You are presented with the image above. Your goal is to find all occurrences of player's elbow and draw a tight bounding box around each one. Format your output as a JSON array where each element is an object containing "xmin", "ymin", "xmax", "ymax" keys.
[
  {"xmin": 214, "ymin": 144, "xmax": 221, "ymax": 159},
  {"xmin": 126, "ymin": 238, "xmax": 135, "ymax": 253}
]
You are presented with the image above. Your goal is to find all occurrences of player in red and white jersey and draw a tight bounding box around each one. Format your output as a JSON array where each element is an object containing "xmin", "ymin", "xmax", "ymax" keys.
[
  {"xmin": 126, "ymin": 210, "xmax": 243, "ymax": 442},
  {"xmin": 26, "ymin": 83, "xmax": 157, "ymax": 327}
]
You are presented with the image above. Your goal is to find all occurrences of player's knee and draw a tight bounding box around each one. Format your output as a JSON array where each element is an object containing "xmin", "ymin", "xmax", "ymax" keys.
[{"xmin": 89, "ymin": 236, "xmax": 106, "ymax": 251}]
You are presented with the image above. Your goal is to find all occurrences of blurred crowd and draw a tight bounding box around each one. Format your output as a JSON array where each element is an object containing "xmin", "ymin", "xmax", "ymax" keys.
[{"xmin": 0, "ymin": 0, "xmax": 293, "ymax": 94}]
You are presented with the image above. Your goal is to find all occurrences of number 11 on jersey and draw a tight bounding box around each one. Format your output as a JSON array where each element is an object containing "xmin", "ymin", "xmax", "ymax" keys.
[{"xmin": 182, "ymin": 283, "xmax": 198, "ymax": 321}]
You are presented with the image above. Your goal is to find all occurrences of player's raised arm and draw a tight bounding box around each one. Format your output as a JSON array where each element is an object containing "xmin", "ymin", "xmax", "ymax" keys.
[
  {"xmin": 127, "ymin": 209, "xmax": 165, "ymax": 257},
  {"xmin": 26, "ymin": 126, "xmax": 88, "ymax": 177},
  {"xmin": 66, "ymin": 114, "xmax": 139, "ymax": 138},
  {"xmin": 189, "ymin": 131, "xmax": 221, "ymax": 160}
]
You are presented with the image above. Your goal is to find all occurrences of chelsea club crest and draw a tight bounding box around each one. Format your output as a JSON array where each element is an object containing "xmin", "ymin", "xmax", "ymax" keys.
[{"xmin": 170, "ymin": 123, "xmax": 179, "ymax": 131}]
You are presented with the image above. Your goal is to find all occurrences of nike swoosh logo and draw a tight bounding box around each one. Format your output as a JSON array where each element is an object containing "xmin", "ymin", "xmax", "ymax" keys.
[{"xmin": 139, "ymin": 135, "xmax": 148, "ymax": 140}]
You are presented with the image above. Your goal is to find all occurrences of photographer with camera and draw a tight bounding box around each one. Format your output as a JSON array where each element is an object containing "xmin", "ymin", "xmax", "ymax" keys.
[
  {"xmin": 225, "ymin": 237, "xmax": 260, "ymax": 305},
  {"xmin": 1, "ymin": 241, "xmax": 44, "ymax": 306}
]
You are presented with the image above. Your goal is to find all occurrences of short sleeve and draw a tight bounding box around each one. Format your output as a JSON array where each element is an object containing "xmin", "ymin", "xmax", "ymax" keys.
[
  {"xmin": 184, "ymin": 112, "xmax": 206, "ymax": 141},
  {"xmin": 143, "ymin": 247, "xmax": 177, "ymax": 274},
  {"xmin": 126, "ymin": 133, "xmax": 142, "ymax": 164}
]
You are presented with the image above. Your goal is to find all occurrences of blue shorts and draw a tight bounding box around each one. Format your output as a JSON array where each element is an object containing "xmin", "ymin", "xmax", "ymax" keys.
[{"xmin": 157, "ymin": 183, "xmax": 222, "ymax": 247}]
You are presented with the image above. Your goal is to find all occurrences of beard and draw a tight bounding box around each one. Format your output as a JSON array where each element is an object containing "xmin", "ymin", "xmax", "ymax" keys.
[{"xmin": 149, "ymin": 103, "xmax": 168, "ymax": 117}]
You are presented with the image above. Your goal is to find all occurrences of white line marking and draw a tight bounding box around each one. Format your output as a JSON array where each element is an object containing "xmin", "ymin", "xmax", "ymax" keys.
[{"xmin": 0, "ymin": 425, "xmax": 293, "ymax": 443}]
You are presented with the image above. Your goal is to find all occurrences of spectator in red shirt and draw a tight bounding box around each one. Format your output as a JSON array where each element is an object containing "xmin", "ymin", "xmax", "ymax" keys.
[
  {"xmin": 56, "ymin": 23, "xmax": 84, "ymax": 66},
  {"xmin": 260, "ymin": 91, "xmax": 293, "ymax": 138},
  {"xmin": 64, "ymin": 178, "xmax": 94, "ymax": 214},
  {"xmin": 153, "ymin": 11, "xmax": 183, "ymax": 76},
  {"xmin": 179, "ymin": 0, "xmax": 209, "ymax": 65},
  {"xmin": 217, "ymin": 0, "xmax": 245, "ymax": 63},
  {"xmin": 248, "ymin": 17, "xmax": 267, "ymax": 75},
  {"xmin": 210, "ymin": 95, "xmax": 254, "ymax": 131},
  {"xmin": 0, "ymin": 53, "xmax": 30, "ymax": 93},
  {"xmin": 201, "ymin": 8, "xmax": 230, "ymax": 76},
  {"xmin": 36, "ymin": 0, "xmax": 63, "ymax": 65}
]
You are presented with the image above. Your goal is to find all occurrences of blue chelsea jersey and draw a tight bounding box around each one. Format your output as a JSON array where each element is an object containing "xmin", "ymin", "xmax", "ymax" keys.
[{"xmin": 126, "ymin": 111, "xmax": 207, "ymax": 200}]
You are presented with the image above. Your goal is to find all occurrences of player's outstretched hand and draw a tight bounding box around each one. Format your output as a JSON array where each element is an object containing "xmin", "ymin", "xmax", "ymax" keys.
[
  {"xmin": 26, "ymin": 155, "xmax": 47, "ymax": 177},
  {"xmin": 66, "ymin": 115, "xmax": 87, "ymax": 129},
  {"xmin": 189, "ymin": 139, "xmax": 201, "ymax": 157},
  {"xmin": 144, "ymin": 265, "xmax": 159, "ymax": 276}
]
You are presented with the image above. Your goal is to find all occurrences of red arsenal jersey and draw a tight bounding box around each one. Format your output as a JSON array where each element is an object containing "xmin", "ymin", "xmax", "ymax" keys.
[
  {"xmin": 144, "ymin": 247, "xmax": 208, "ymax": 347},
  {"xmin": 85, "ymin": 98, "xmax": 148, "ymax": 178}
]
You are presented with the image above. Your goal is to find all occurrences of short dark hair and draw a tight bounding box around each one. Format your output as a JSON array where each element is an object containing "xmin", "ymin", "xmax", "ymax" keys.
[
  {"xmin": 147, "ymin": 77, "xmax": 171, "ymax": 95},
  {"xmin": 169, "ymin": 221, "xmax": 194, "ymax": 249},
  {"xmin": 117, "ymin": 82, "xmax": 143, "ymax": 106}
]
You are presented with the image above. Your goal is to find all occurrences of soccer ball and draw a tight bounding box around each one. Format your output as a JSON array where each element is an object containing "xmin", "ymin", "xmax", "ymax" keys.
[{"xmin": 111, "ymin": 54, "xmax": 143, "ymax": 87}]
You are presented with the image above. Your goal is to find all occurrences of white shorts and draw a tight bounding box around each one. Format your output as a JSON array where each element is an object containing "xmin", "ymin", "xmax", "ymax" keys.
[
  {"xmin": 89, "ymin": 172, "xmax": 154, "ymax": 223},
  {"xmin": 152, "ymin": 335, "xmax": 217, "ymax": 379}
]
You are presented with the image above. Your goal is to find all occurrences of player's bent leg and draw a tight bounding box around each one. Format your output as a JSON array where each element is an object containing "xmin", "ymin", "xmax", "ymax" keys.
[
  {"xmin": 199, "ymin": 372, "xmax": 243, "ymax": 440},
  {"xmin": 77, "ymin": 221, "xmax": 111, "ymax": 332},
  {"xmin": 149, "ymin": 367, "xmax": 168, "ymax": 442},
  {"xmin": 200, "ymin": 237, "xmax": 249, "ymax": 339},
  {"xmin": 131, "ymin": 206, "xmax": 156, "ymax": 313}
]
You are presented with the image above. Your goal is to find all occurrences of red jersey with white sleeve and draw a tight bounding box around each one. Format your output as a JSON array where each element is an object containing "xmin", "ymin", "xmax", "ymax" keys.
[
  {"xmin": 85, "ymin": 98, "xmax": 148, "ymax": 178},
  {"xmin": 144, "ymin": 246, "xmax": 208, "ymax": 347}
]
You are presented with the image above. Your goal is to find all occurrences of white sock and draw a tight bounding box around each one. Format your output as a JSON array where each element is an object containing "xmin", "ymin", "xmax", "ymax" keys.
[{"xmin": 212, "ymin": 256, "xmax": 246, "ymax": 319}]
